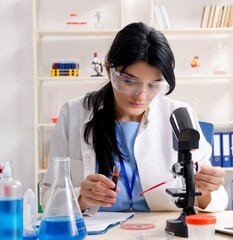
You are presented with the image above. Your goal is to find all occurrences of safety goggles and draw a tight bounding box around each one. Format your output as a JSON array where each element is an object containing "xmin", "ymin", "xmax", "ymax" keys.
[{"xmin": 110, "ymin": 68, "xmax": 169, "ymax": 99}]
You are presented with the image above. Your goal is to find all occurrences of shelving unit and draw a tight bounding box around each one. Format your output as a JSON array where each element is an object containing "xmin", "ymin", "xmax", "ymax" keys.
[
  {"xmin": 33, "ymin": 0, "xmax": 124, "ymax": 212},
  {"xmin": 151, "ymin": 0, "xmax": 233, "ymax": 210},
  {"xmin": 33, "ymin": 0, "xmax": 233, "ymax": 212}
]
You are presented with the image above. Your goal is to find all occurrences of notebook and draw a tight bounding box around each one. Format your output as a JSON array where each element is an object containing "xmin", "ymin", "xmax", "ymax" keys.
[{"xmin": 214, "ymin": 211, "xmax": 233, "ymax": 235}]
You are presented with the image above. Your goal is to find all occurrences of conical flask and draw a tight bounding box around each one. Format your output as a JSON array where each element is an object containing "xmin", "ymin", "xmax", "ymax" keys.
[{"xmin": 38, "ymin": 157, "xmax": 87, "ymax": 240}]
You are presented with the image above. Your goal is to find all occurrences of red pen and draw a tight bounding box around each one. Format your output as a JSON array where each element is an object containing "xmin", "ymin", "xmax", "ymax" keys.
[{"xmin": 111, "ymin": 165, "xmax": 120, "ymax": 192}]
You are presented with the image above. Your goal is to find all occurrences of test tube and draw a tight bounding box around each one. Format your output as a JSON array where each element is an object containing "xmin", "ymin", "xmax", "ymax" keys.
[{"xmin": 111, "ymin": 165, "xmax": 120, "ymax": 192}]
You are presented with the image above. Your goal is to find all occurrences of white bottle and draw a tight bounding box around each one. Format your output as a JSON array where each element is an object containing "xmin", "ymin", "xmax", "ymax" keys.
[
  {"xmin": 23, "ymin": 188, "xmax": 37, "ymax": 239},
  {"xmin": 0, "ymin": 161, "xmax": 23, "ymax": 239},
  {"xmin": 213, "ymin": 41, "xmax": 227, "ymax": 75}
]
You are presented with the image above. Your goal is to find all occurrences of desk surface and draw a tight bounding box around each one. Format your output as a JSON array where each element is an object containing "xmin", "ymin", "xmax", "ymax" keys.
[{"xmin": 86, "ymin": 211, "xmax": 233, "ymax": 240}]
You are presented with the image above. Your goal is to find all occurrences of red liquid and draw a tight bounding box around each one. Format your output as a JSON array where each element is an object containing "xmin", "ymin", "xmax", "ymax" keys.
[{"xmin": 111, "ymin": 173, "xmax": 119, "ymax": 192}]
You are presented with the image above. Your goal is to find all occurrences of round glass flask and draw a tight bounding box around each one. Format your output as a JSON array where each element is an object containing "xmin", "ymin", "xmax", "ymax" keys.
[{"xmin": 38, "ymin": 157, "xmax": 87, "ymax": 240}]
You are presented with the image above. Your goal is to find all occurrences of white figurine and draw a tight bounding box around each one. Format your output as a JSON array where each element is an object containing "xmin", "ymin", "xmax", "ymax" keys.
[{"xmin": 94, "ymin": 11, "xmax": 104, "ymax": 29}]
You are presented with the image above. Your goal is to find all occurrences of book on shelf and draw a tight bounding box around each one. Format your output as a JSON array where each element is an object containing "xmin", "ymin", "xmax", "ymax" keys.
[
  {"xmin": 201, "ymin": 4, "xmax": 233, "ymax": 28},
  {"xmin": 219, "ymin": 5, "xmax": 233, "ymax": 27},
  {"xmin": 201, "ymin": 5, "xmax": 211, "ymax": 28},
  {"xmin": 228, "ymin": 5, "xmax": 233, "ymax": 27},
  {"xmin": 212, "ymin": 5, "xmax": 222, "ymax": 28},
  {"xmin": 224, "ymin": 5, "xmax": 232, "ymax": 27},
  {"xmin": 216, "ymin": 6, "xmax": 224, "ymax": 28},
  {"xmin": 160, "ymin": 5, "xmax": 172, "ymax": 29},
  {"xmin": 207, "ymin": 5, "xmax": 216, "ymax": 28},
  {"xmin": 153, "ymin": 5, "xmax": 172, "ymax": 29}
]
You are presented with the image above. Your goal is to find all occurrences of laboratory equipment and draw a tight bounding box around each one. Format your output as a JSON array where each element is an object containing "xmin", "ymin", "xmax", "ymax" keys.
[
  {"xmin": 213, "ymin": 41, "xmax": 227, "ymax": 75},
  {"xmin": 94, "ymin": 11, "xmax": 104, "ymax": 29},
  {"xmin": 0, "ymin": 161, "xmax": 23, "ymax": 240},
  {"xmin": 111, "ymin": 165, "xmax": 120, "ymax": 192},
  {"xmin": 23, "ymin": 188, "xmax": 37, "ymax": 239},
  {"xmin": 38, "ymin": 157, "xmax": 87, "ymax": 240},
  {"xmin": 165, "ymin": 107, "xmax": 201, "ymax": 237},
  {"xmin": 186, "ymin": 214, "xmax": 216, "ymax": 240},
  {"xmin": 91, "ymin": 52, "xmax": 103, "ymax": 76}
]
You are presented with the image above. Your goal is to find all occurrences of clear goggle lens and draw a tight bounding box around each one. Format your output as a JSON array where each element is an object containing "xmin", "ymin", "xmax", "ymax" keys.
[{"xmin": 110, "ymin": 68, "xmax": 169, "ymax": 99}]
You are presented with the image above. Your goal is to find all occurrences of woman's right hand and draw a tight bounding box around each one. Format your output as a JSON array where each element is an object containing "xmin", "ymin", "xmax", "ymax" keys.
[{"xmin": 78, "ymin": 174, "xmax": 119, "ymax": 211}]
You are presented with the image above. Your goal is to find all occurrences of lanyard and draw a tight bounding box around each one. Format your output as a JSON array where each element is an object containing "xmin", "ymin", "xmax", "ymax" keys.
[{"xmin": 119, "ymin": 160, "xmax": 137, "ymax": 211}]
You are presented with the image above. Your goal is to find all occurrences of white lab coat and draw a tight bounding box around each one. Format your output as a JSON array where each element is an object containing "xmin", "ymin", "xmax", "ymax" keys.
[{"xmin": 41, "ymin": 96, "xmax": 228, "ymax": 213}]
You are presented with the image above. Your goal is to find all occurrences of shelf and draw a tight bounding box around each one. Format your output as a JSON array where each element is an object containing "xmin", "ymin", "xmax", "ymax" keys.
[
  {"xmin": 175, "ymin": 75, "xmax": 233, "ymax": 85},
  {"xmin": 37, "ymin": 123, "xmax": 55, "ymax": 128},
  {"xmin": 36, "ymin": 77, "xmax": 108, "ymax": 85},
  {"xmin": 35, "ymin": 29, "xmax": 119, "ymax": 37},
  {"xmin": 161, "ymin": 28, "xmax": 233, "ymax": 35},
  {"xmin": 176, "ymin": 74, "xmax": 233, "ymax": 79},
  {"xmin": 38, "ymin": 169, "xmax": 47, "ymax": 174},
  {"xmin": 36, "ymin": 76, "xmax": 108, "ymax": 81},
  {"xmin": 36, "ymin": 75, "xmax": 233, "ymax": 85},
  {"xmin": 35, "ymin": 28, "xmax": 233, "ymax": 37}
]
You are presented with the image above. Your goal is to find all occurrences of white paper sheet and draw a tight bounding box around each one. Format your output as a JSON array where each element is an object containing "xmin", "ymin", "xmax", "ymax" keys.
[{"xmin": 84, "ymin": 212, "xmax": 134, "ymax": 234}]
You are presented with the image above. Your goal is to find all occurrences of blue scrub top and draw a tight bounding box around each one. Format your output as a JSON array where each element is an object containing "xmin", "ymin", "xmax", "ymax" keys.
[{"xmin": 99, "ymin": 122, "xmax": 149, "ymax": 212}]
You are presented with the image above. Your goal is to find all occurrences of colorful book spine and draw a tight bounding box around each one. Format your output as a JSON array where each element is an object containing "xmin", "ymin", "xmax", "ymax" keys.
[{"xmin": 51, "ymin": 60, "xmax": 80, "ymax": 77}]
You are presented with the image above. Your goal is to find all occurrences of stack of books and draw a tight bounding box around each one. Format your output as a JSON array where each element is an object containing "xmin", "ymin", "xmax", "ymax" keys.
[
  {"xmin": 201, "ymin": 5, "xmax": 233, "ymax": 28},
  {"xmin": 153, "ymin": 5, "xmax": 172, "ymax": 29},
  {"xmin": 51, "ymin": 59, "xmax": 80, "ymax": 77}
]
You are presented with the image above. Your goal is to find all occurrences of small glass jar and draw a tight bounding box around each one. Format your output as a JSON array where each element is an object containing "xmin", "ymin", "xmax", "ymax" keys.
[{"xmin": 186, "ymin": 214, "xmax": 216, "ymax": 240}]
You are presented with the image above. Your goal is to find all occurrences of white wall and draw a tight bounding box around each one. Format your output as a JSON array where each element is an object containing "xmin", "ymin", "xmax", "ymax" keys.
[{"xmin": 0, "ymin": 0, "xmax": 34, "ymax": 192}]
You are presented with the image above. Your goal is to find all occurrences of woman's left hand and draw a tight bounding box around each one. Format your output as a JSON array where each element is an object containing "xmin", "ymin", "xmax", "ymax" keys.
[{"xmin": 195, "ymin": 165, "xmax": 225, "ymax": 208}]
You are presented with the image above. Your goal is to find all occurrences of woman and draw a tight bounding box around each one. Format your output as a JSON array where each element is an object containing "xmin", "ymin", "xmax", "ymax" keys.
[{"xmin": 41, "ymin": 22, "xmax": 228, "ymax": 214}]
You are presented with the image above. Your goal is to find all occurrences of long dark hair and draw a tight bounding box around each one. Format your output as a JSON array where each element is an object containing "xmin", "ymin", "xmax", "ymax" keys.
[{"xmin": 83, "ymin": 22, "xmax": 175, "ymax": 176}]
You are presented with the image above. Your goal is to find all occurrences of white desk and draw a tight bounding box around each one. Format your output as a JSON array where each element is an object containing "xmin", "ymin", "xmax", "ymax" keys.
[{"xmin": 86, "ymin": 211, "xmax": 233, "ymax": 240}]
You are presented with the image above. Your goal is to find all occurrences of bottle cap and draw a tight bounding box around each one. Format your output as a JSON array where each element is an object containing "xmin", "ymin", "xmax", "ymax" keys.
[
  {"xmin": 186, "ymin": 214, "xmax": 216, "ymax": 225},
  {"xmin": 2, "ymin": 161, "xmax": 12, "ymax": 179}
]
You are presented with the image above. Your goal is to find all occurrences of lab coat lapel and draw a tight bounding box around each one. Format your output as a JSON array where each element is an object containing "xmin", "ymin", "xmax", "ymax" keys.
[{"xmin": 80, "ymin": 110, "xmax": 96, "ymax": 178}]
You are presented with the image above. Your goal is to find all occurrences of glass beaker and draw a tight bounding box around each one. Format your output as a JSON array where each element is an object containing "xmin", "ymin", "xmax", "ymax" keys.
[
  {"xmin": 213, "ymin": 41, "xmax": 227, "ymax": 75},
  {"xmin": 38, "ymin": 157, "xmax": 87, "ymax": 240}
]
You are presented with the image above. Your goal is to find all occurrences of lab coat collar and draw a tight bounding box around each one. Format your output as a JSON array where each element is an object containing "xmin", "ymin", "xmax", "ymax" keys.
[
  {"xmin": 81, "ymin": 99, "xmax": 104, "ymax": 126},
  {"xmin": 81, "ymin": 96, "xmax": 162, "ymax": 129},
  {"xmin": 142, "ymin": 96, "xmax": 162, "ymax": 125}
]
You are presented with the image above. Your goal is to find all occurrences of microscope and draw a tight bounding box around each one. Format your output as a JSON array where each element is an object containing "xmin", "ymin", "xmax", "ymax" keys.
[{"xmin": 165, "ymin": 107, "xmax": 202, "ymax": 237}]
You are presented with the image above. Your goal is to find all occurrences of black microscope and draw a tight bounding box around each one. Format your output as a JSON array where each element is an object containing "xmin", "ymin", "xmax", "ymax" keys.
[{"xmin": 165, "ymin": 107, "xmax": 202, "ymax": 237}]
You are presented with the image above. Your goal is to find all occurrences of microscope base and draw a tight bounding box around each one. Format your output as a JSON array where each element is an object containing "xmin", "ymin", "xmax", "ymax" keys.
[{"xmin": 165, "ymin": 213, "xmax": 188, "ymax": 237}]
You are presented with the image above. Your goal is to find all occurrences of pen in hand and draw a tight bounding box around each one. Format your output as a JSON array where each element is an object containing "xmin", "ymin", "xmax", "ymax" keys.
[{"xmin": 111, "ymin": 165, "xmax": 120, "ymax": 192}]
